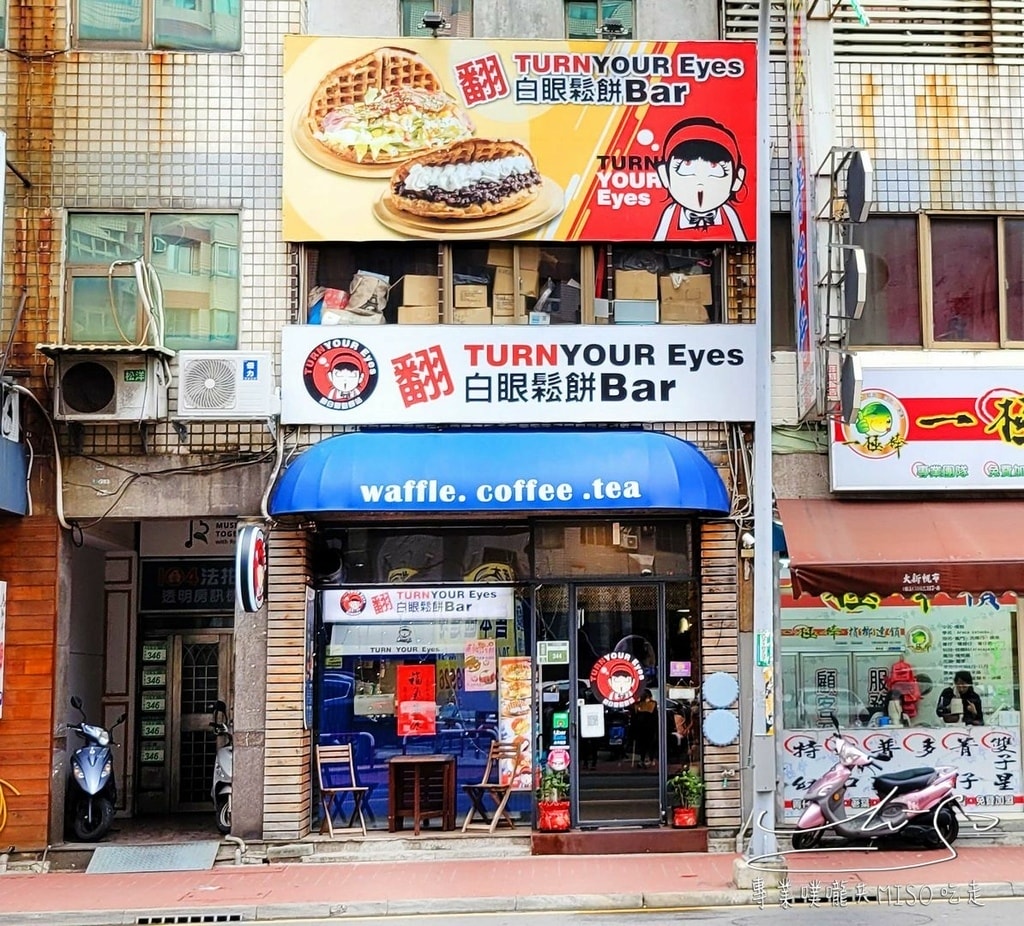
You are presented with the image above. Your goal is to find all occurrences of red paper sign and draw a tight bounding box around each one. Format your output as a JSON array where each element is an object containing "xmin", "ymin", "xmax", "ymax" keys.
[{"xmin": 396, "ymin": 664, "xmax": 436, "ymax": 736}]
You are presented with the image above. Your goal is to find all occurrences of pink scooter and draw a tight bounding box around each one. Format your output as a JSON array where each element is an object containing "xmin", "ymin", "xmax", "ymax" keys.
[{"xmin": 792, "ymin": 716, "xmax": 961, "ymax": 849}]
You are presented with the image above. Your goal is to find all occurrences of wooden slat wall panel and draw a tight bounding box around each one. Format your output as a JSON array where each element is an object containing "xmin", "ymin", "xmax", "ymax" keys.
[
  {"xmin": 261, "ymin": 528, "xmax": 312, "ymax": 840},
  {"xmin": 0, "ymin": 515, "xmax": 60, "ymax": 849},
  {"xmin": 699, "ymin": 521, "xmax": 742, "ymax": 827}
]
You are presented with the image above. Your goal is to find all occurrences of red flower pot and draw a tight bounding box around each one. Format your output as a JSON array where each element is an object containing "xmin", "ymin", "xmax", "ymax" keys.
[
  {"xmin": 672, "ymin": 806, "xmax": 698, "ymax": 827},
  {"xmin": 537, "ymin": 800, "xmax": 571, "ymax": 831}
]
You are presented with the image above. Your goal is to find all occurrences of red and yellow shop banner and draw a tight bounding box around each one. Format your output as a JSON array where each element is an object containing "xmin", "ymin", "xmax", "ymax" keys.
[{"xmin": 283, "ymin": 36, "xmax": 757, "ymax": 242}]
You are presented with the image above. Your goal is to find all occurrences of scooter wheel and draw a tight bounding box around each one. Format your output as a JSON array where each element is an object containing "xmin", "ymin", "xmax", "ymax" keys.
[
  {"xmin": 216, "ymin": 796, "xmax": 231, "ymax": 834},
  {"xmin": 71, "ymin": 796, "xmax": 115, "ymax": 842},
  {"xmin": 933, "ymin": 807, "xmax": 959, "ymax": 846},
  {"xmin": 792, "ymin": 828, "xmax": 823, "ymax": 850}
]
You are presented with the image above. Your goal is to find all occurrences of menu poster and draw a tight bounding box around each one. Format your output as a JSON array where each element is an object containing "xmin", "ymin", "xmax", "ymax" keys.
[
  {"xmin": 464, "ymin": 639, "xmax": 497, "ymax": 692},
  {"xmin": 497, "ymin": 656, "xmax": 534, "ymax": 790},
  {"xmin": 396, "ymin": 664, "xmax": 437, "ymax": 736}
]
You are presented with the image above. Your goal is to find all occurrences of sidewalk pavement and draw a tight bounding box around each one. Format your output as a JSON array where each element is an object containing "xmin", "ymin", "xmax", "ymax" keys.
[{"xmin": 2, "ymin": 842, "xmax": 1024, "ymax": 924}]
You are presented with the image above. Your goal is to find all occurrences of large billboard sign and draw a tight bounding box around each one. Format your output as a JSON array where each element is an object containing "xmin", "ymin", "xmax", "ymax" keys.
[
  {"xmin": 283, "ymin": 37, "xmax": 757, "ymax": 242},
  {"xmin": 281, "ymin": 324, "xmax": 757, "ymax": 425}
]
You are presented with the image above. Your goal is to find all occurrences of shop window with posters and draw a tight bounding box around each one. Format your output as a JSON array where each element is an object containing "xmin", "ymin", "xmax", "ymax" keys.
[{"xmin": 779, "ymin": 579, "xmax": 1023, "ymax": 820}]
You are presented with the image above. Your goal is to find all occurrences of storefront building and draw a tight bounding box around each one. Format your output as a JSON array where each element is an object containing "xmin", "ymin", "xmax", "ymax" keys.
[{"xmin": 260, "ymin": 31, "xmax": 760, "ymax": 842}]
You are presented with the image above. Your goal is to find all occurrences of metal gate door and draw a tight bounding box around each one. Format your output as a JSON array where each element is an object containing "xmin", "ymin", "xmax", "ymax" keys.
[{"xmin": 168, "ymin": 633, "xmax": 233, "ymax": 812}]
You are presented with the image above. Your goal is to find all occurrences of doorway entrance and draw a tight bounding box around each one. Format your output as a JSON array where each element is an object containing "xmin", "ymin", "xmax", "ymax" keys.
[
  {"xmin": 136, "ymin": 631, "xmax": 233, "ymax": 815},
  {"xmin": 535, "ymin": 581, "xmax": 698, "ymax": 828}
]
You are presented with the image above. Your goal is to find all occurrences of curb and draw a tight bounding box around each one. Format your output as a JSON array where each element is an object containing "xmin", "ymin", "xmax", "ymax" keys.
[{"xmin": 1, "ymin": 882, "xmax": 1021, "ymax": 925}]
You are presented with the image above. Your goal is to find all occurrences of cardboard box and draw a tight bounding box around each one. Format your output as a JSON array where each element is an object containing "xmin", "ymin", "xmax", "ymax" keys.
[
  {"xmin": 491, "ymin": 315, "xmax": 521, "ymax": 325},
  {"xmin": 518, "ymin": 246, "xmax": 540, "ymax": 271},
  {"xmin": 454, "ymin": 284, "xmax": 488, "ymax": 308},
  {"xmin": 594, "ymin": 298, "xmax": 610, "ymax": 319},
  {"xmin": 402, "ymin": 274, "xmax": 439, "ymax": 306},
  {"xmin": 520, "ymin": 269, "xmax": 541, "ymax": 297},
  {"xmin": 493, "ymin": 293, "xmax": 516, "ymax": 316},
  {"xmin": 659, "ymin": 272, "xmax": 713, "ymax": 307},
  {"xmin": 615, "ymin": 269, "xmax": 658, "ymax": 300},
  {"xmin": 453, "ymin": 306, "xmax": 492, "ymax": 324},
  {"xmin": 398, "ymin": 304, "xmax": 440, "ymax": 325},
  {"xmin": 660, "ymin": 301, "xmax": 709, "ymax": 324},
  {"xmin": 612, "ymin": 299, "xmax": 659, "ymax": 324},
  {"xmin": 486, "ymin": 245, "xmax": 514, "ymax": 267},
  {"xmin": 493, "ymin": 266, "xmax": 515, "ymax": 295}
]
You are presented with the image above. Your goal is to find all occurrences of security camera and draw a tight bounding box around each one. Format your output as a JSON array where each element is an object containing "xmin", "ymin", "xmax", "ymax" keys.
[
  {"xmin": 600, "ymin": 18, "xmax": 625, "ymax": 36},
  {"xmin": 641, "ymin": 567, "xmax": 653, "ymax": 577},
  {"xmin": 421, "ymin": 11, "xmax": 449, "ymax": 34},
  {"xmin": 741, "ymin": 531, "xmax": 755, "ymax": 549}
]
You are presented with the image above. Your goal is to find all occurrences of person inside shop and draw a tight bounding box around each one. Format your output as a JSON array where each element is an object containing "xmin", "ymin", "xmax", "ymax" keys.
[
  {"xmin": 631, "ymin": 689, "xmax": 658, "ymax": 768},
  {"xmin": 936, "ymin": 670, "xmax": 985, "ymax": 725}
]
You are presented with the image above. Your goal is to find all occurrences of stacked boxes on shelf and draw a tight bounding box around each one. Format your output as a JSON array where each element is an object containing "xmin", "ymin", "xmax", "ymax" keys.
[
  {"xmin": 398, "ymin": 274, "xmax": 441, "ymax": 324},
  {"xmin": 613, "ymin": 269, "xmax": 659, "ymax": 324},
  {"xmin": 659, "ymin": 272, "xmax": 712, "ymax": 323}
]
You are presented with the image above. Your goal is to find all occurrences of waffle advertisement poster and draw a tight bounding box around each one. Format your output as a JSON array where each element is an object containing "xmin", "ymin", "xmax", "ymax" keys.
[{"xmin": 283, "ymin": 36, "xmax": 757, "ymax": 242}]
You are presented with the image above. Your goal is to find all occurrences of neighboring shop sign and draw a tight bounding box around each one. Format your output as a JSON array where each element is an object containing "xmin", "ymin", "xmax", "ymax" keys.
[
  {"xmin": 139, "ymin": 519, "xmax": 238, "ymax": 557},
  {"xmin": 324, "ymin": 586, "xmax": 514, "ymax": 623},
  {"xmin": 831, "ymin": 356, "xmax": 1024, "ymax": 490},
  {"xmin": 498, "ymin": 657, "xmax": 533, "ymax": 789},
  {"xmin": 138, "ymin": 559, "xmax": 236, "ymax": 612},
  {"xmin": 396, "ymin": 664, "xmax": 436, "ymax": 736},
  {"xmin": 235, "ymin": 525, "xmax": 267, "ymax": 613},
  {"xmin": 782, "ymin": 727, "xmax": 1023, "ymax": 819},
  {"xmin": 283, "ymin": 37, "xmax": 757, "ymax": 243},
  {"xmin": 282, "ymin": 325, "xmax": 757, "ymax": 425}
]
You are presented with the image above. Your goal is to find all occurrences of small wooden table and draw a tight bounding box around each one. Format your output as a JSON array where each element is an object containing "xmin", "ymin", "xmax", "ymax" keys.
[{"xmin": 388, "ymin": 754, "xmax": 457, "ymax": 835}]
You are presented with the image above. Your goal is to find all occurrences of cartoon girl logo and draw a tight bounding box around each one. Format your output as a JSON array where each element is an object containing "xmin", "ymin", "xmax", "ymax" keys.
[
  {"xmin": 302, "ymin": 337, "xmax": 379, "ymax": 411},
  {"xmin": 589, "ymin": 651, "xmax": 644, "ymax": 708},
  {"xmin": 839, "ymin": 388, "xmax": 910, "ymax": 459},
  {"xmin": 654, "ymin": 117, "xmax": 747, "ymax": 242}
]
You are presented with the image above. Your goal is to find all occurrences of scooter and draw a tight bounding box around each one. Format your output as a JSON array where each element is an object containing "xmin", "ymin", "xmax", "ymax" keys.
[
  {"xmin": 66, "ymin": 696, "xmax": 126, "ymax": 842},
  {"xmin": 211, "ymin": 699, "xmax": 233, "ymax": 834},
  {"xmin": 792, "ymin": 715, "xmax": 961, "ymax": 850}
]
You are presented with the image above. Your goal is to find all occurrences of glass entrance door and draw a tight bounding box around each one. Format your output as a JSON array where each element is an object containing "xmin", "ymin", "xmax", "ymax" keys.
[{"xmin": 574, "ymin": 584, "xmax": 662, "ymax": 826}]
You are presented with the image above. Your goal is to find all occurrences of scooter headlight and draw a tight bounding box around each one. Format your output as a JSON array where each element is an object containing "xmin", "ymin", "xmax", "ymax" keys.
[
  {"xmin": 72, "ymin": 764, "xmax": 86, "ymax": 781},
  {"xmin": 102, "ymin": 759, "xmax": 112, "ymax": 778}
]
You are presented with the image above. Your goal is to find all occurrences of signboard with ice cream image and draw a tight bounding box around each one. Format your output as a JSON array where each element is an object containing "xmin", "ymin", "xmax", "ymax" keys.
[{"xmin": 283, "ymin": 37, "xmax": 757, "ymax": 242}]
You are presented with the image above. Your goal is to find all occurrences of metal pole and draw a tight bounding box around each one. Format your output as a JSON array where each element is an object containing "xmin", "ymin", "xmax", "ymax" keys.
[{"xmin": 746, "ymin": 0, "xmax": 778, "ymax": 859}]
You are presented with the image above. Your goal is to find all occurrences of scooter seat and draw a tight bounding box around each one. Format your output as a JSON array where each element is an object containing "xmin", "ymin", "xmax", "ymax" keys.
[{"xmin": 873, "ymin": 767, "xmax": 936, "ymax": 795}]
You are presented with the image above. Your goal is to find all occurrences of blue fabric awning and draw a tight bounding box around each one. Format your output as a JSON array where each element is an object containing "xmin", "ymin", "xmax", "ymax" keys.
[{"xmin": 269, "ymin": 430, "xmax": 729, "ymax": 516}]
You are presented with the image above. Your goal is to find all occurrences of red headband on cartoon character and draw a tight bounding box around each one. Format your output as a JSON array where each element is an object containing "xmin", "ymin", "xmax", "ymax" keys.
[{"xmin": 664, "ymin": 120, "xmax": 741, "ymax": 167}]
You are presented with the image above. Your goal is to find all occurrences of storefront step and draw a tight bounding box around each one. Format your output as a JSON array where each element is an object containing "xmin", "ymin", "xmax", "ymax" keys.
[
  {"xmin": 532, "ymin": 827, "xmax": 708, "ymax": 855},
  {"xmin": 303, "ymin": 833, "xmax": 534, "ymax": 863}
]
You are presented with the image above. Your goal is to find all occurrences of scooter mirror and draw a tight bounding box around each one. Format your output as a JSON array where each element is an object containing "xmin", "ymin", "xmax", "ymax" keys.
[
  {"xmin": 830, "ymin": 712, "xmax": 840, "ymax": 732},
  {"xmin": 213, "ymin": 699, "xmax": 227, "ymax": 714},
  {"xmin": 70, "ymin": 695, "xmax": 83, "ymax": 710}
]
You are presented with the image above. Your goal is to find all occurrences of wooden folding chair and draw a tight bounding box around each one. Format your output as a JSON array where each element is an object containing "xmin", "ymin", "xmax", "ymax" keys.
[
  {"xmin": 317, "ymin": 744, "xmax": 369, "ymax": 837},
  {"xmin": 461, "ymin": 741, "xmax": 527, "ymax": 833}
]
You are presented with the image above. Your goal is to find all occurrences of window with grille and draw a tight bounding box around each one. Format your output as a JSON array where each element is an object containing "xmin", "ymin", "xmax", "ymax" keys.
[
  {"xmin": 76, "ymin": 0, "xmax": 242, "ymax": 52},
  {"xmin": 66, "ymin": 212, "xmax": 240, "ymax": 350},
  {"xmin": 566, "ymin": 1, "xmax": 635, "ymax": 39},
  {"xmin": 401, "ymin": 0, "xmax": 473, "ymax": 37},
  {"xmin": 721, "ymin": 0, "xmax": 1024, "ymax": 60}
]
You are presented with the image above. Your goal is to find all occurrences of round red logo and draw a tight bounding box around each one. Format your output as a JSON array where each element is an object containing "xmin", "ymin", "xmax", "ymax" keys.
[
  {"xmin": 302, "ymin": 337, "xmax": 379, "ymax": 411},
  {"xmin": 590, "ymin": 651, "xmax": 644, "ymax": 707},
  {"xmin": 340, "ymin": 591, "xmax": 367, "ymax": 615}
]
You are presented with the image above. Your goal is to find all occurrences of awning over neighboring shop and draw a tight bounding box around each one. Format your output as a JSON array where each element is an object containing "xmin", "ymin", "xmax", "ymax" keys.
[
  {"xmin": 269, "ymin": 430, "xmax": 729, "ymax": 516},
  {"xmin": 777, "ymin": 498, "xmax": 1024, "ymax": 598}
]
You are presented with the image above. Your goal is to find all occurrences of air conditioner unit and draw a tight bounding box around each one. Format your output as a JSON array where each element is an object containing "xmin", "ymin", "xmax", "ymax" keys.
[
  {"xmin": 53, "ymin": 353, "xmax": 169, "ymax": 422},
  {"xmin": 1, "ymin": 382, "xmax": 20, "ymax": 441},
  {"xmin": 174, "ymin": 350, "xmax": 278, "ymax": 419},
  {"xmin": 611, "ymin": 522, "xmax": 639, "ymax": 550}
]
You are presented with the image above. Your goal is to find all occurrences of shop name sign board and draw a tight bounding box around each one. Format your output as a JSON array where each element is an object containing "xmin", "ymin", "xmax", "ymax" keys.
[
  {"xmin": 323, "ymin": 586, "xmax": 514, "ymax": 623},
  {"xmin": 831, "ymin": 354, "xmax": 1024, "ymax": 490},
  {"xmin": 139, "ymin": 519, "xmax": 237, "ymax": 557},
  {"xmin": 283, "ymin": 37, "xmax": 756, "ymax": 242},
  {"xmin": 281, "ymin": 324, "xmax": 756, "ymax": 425}
]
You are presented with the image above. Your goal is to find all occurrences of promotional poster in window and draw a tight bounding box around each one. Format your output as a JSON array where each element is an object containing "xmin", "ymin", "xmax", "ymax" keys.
[{"xmin": 283, "ymin": 37, "xmax": 757, "ymax": 242}]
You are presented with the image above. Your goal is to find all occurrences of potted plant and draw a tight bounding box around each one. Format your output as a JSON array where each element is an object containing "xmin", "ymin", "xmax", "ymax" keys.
[
  {"xmin": 536, "ymin": 767, "xmax": 571, "ymax": 831},
  {"xmin": 666, "ymin": 769, "xmax": 705, "ymax": 827}
]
